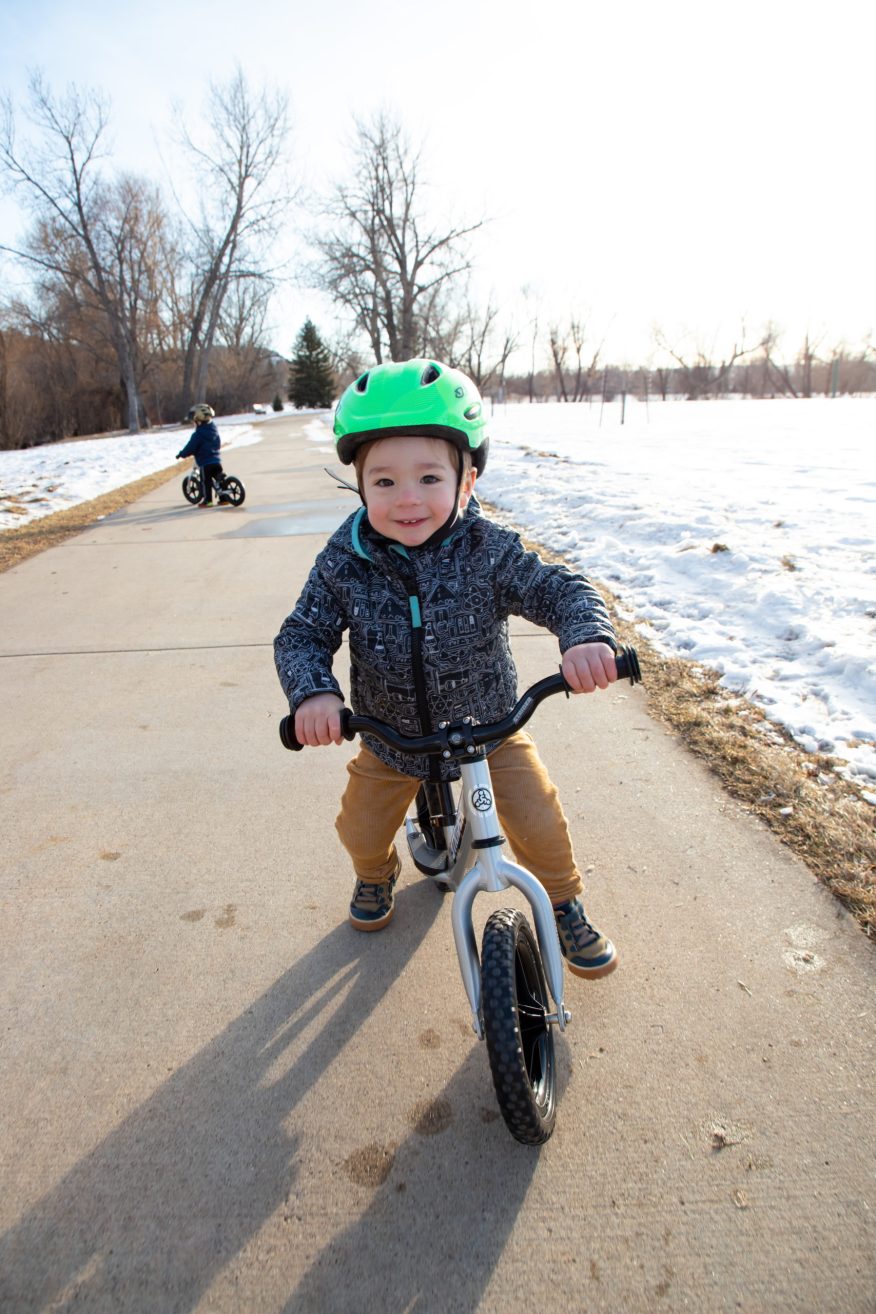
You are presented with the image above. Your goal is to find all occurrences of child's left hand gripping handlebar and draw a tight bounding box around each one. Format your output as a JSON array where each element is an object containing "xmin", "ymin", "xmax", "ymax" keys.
[{"xmin": 279, "ymin": 645, "xmax": 642, "ymax": 753}]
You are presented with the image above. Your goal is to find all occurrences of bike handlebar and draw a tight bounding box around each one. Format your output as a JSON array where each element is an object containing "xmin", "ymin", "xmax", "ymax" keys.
[{"xmin": 279, "ymin": 646, "xmax": 642, "ymax": 755}]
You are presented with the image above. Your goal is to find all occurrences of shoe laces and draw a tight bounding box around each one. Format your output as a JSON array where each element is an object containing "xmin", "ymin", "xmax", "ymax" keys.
[
  {"xmin": 352, "ymin": 880, "xmax": 390, "ymax": 911},
  {"xmin": 556, "ymin": 901, "xmax": 599, "ymax": 949}
]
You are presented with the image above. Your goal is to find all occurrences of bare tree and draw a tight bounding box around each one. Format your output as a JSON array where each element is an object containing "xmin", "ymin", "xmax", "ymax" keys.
[
  {"xmin": 756, "ymin": 322, "xmax": 798, "ymax": 398},
  {"xmin": 0, "ymin": 74, "xmax": 167, "ymax": 432},
  {"xmin": 653, "ymin": 324, "xmax": 769, "ymax": 399},
  {"xmin": 313, "ymin": 111, "xmax": 482, "ymax": 362},
  {"xmin": 175, "ymin": 67, "xmax": 291, "ymax": 407},
  {"xmin": 567, "ymin": 317, "xmax": 604, "ymax": 401},
  {"xmin": 426, "ymin": 295, "xmax": 517, "ymax": 392},
  {"xmin": 548, "ymin": 324, "xmax": 569, "ymax": 401},
  {"xmin": 521, "ymin": 285, "xmax": 541, "ymax": 403},
  {"xmin": 797, "ymin": 330, "xmax": 825, "ymax": 398}
]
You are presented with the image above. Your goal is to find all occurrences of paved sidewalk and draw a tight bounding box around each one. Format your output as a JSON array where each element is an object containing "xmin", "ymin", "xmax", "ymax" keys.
[{"xmin": 1, "ymin": 413, "xmax": 873, "ymax": 1312}]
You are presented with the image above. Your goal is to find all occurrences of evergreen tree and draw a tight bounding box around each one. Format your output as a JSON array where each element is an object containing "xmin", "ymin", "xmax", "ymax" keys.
[{"xmin": 288, "ymin": 319, "xmax": 336, "ymax": 408}]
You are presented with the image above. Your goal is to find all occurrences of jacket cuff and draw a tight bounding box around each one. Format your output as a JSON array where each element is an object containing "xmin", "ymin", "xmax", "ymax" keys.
[{"xmin": 289, "ymin": 672, "xmax": 344, "ymax": 713}]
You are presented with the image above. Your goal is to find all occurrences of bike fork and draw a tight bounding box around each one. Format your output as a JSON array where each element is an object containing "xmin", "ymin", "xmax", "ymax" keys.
[{"xmin": 448, "ymin": 758, "xmax": 569, "ymax": 1040}]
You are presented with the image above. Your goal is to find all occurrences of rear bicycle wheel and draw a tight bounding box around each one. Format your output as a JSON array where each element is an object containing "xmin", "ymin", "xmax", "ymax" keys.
[
  {"xmin": 481, "ymin": 907, "xmax": 557, "ymax": 1144},
  {"xmin": 415, "ymin": 784, "xmax": 451, "ymax": 892},
  {"xmin": 224, "ymin": 476, "xmax": 245, "ymax": 506},
  {"xmin": 182, "ymin": 472, "xmax": 201, "ymax": 503}
]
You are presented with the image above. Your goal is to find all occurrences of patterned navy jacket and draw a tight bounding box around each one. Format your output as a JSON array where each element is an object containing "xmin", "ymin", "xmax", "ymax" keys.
[
  {"xmin": 273, "ymin": 498, "xmax": 617, "ymax": 780},
  {"xmin": 176, "ymin": 420, "xmax": 221, "ymax": 467}
]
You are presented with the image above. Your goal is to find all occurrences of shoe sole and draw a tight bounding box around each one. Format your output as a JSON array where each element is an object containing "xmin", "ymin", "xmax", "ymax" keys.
[
  {"xmin": 349, "ymin": 906, "xmax": 394, "ymax": 932},
  {"xmin": 564, "ymin": 952, "xmax": 619, "ymax": 980}
]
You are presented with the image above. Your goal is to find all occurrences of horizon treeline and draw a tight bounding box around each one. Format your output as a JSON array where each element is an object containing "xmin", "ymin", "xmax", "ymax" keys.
[{"xmin": 1, "ymin": 73, "xmax": 873, "ymax": 450}]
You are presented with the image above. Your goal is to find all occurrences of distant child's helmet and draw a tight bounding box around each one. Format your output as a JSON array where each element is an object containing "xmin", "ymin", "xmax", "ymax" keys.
[
  {"xmin": 333, "ymin": 359, "xmax": 489, "ymax": 474},
  {"xmin": 188, "ymin": 403, "xmax": 215, "ymax": 424}
]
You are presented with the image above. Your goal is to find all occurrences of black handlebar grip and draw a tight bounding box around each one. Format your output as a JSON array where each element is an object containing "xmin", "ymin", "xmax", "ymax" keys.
[
  {"xmin": 279, "ymin": 708, "xmax": 357, "ymax": 750},
  {"xmin": 279, "ymin": 714, "xmax": 303, "ymax": 751},
  {"xmin": 615, "ymin": 646, "xmax": 643, "ymax": 685}
]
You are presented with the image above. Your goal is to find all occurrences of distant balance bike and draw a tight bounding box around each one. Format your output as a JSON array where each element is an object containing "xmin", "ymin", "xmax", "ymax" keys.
[{"xmin": 182, "ymin": 462, "xmax": 246, "ymax": 507}]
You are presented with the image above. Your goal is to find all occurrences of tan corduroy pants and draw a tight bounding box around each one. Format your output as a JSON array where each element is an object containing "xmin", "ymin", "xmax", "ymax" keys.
[{"xmin": 335, "ymin": 731, "xmax": 584, "ymax": 905}]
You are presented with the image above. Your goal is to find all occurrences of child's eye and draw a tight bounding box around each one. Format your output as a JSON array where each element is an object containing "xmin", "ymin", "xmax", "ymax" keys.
[
  {"xmin": 421, "ymin": 474, "xmax": 441, "ymax": 484},
  {"xmin": 374, "ymin": 477, "xmax": 394, "ymax": 488}
]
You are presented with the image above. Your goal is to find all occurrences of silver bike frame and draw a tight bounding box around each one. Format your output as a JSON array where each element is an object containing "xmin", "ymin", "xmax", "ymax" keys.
[{"xmin": 406, "ymin": 753, "xmax": 569, "ymax": 1041}]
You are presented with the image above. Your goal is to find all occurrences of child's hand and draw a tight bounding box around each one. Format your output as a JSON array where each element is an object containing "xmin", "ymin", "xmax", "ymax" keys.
[
  {"xmin": 295, "ymin": 693, "xmax": 345, "ymax": 746},
  {"xmin": 561, "ymin": 642, "xmax": 618, "ymax": 693}
]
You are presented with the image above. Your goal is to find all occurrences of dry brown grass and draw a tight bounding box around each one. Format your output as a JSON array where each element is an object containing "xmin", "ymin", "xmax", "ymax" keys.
[
  {"xmin": 493, "ymin": 509, "xmax": 876, "ymax": 940},
  {"xmin": 0, "ymin": 462, "xmax": 181, "ymax": 573}
]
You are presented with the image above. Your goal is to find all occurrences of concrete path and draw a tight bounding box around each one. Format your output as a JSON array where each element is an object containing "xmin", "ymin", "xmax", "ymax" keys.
[{"xmin": 1, "ymin": 414, "xmax": 873, "ymax": 1313}]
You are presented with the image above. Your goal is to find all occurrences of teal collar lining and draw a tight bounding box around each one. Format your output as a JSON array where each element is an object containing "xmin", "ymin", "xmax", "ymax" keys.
[{"xmin": 350, "ymin": 507, "xmax": 465, "ymax": 560}]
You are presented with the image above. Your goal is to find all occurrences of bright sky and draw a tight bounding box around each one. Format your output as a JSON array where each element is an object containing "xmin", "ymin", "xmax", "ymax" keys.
[{"xmin": 0, "ymin": 0, "xmax": 873, "ymax": 368}]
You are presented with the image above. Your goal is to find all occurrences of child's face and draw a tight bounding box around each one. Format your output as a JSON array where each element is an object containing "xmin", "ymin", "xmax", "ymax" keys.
[{"xmin": 360, "ymin": 436, "xmax": 476, "ymax": 547}]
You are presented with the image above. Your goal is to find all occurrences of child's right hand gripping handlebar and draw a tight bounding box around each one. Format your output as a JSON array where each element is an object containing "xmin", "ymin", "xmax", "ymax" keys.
[{"xmin": 279, "ymin": 646, "xmax": 642, "ymax": 754}]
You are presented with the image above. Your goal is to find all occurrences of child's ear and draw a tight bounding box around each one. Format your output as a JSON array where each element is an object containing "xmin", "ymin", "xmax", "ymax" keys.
[{"xmin": 459, "ymin": 466, "xmax": 477, "ymax": 509}]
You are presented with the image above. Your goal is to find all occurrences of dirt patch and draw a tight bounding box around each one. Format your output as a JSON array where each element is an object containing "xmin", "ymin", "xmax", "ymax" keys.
[
  {"xmin": 491, "ymin": 508, "xmax": 876, "ymax": 940},
  {"xmin": 343, "ymin": 1143, "xmax": 395, "ymax": 1187},
  {"xmin": 0, "ymin": 462, "xmax": 182, "ymax": 573}
]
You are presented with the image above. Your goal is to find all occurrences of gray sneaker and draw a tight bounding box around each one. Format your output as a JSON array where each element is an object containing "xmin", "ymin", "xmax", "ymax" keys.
[
  {"xmin": 553, "ymin": 898, "xmax": 618, "ymax": 978},
  {"xmin": 349, "ymin": 860, "xmax": 400, "ymax": 931}
]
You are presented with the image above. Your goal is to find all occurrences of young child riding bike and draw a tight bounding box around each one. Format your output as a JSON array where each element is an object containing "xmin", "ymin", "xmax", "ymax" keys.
[
  {"xmin": 176, "ymin": 403, "xmax": 232, "ymax": 506},
  {"xmin": 274, "ymin": 359, "xmax": 619, "ymax": 978}
]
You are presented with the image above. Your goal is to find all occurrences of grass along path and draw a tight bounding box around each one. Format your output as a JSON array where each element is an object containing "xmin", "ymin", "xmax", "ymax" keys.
[{"xmin": 0, "ymin": 461, "xmax": 182, "ymax": 573}]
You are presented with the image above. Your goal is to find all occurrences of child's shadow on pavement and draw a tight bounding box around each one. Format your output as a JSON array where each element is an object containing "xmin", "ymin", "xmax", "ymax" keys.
[
  {"xmin": 0, "ymin": 884, "xmax": 462, "ymax": 1312},
  {"xmin": 280, "ymin": 1041, "xmax": 542, "ymax": 1314}
]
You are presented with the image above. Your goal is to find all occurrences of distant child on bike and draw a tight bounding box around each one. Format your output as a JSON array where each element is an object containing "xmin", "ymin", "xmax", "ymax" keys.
[
  {"xmin": 176, "ymin": 403, "xmax": 232, "ymax": 506},
  {"xmin": 274, "ymin": 360, "xmax": 619, "ymax": 978}
]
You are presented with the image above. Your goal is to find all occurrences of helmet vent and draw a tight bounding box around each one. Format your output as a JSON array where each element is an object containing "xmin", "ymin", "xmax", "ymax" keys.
[
  {"xmin": 355, "ymin": 373, "xmax": 370, "ymax": 393},
  {"xmin": 420, "ymin": 363, "xmax": 441, "ymax": 386}
]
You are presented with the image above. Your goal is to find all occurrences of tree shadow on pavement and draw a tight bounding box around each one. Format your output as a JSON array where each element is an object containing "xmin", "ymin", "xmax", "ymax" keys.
[{"xmin": 0, "ymin": 884, "xmax": 446, "ymax": 1313}]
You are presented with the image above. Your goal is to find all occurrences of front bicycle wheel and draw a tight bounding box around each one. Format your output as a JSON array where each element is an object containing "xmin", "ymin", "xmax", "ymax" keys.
[
  {"xmin": 182, "ymin": 473, "xmax": 201, "ymax": 503},
  {"xmin": 481, "ymin": 908, "xmax": 557, "ymax": 1145},
  {"xmin": 224, "ymin": 476, "xmax": 245, "ymax": 506}
]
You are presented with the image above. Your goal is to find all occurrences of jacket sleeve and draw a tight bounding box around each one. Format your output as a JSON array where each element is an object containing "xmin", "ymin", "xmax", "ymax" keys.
[
  {"xmin": 273, "ymin": 555, "xmax": 348, "ymax": 711},
  {"xmin": 492, "ymin": 527, "xmax": 617, "ymax": 652},
  {"xmin": 177, "ymin": 431, "xmax": 198, "ymax": 459}
]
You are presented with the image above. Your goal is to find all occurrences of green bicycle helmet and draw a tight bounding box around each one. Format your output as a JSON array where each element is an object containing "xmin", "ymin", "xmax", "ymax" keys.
[{"xmin": 333, "ymin": 359, "xmax": 489, "ymax": 474}]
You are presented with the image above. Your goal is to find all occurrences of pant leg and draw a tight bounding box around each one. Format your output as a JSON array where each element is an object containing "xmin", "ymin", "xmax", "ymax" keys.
[
  {"xmin": 202, "ymin": 462, "xmax": 222, "ymax": 501},
  {"xmin": 335, "ymin": 743, "xmax": 420, "ymax": 883},
  {"xmin": 487, "ymin": 731, "xmax": 583, "ymax": 905}
]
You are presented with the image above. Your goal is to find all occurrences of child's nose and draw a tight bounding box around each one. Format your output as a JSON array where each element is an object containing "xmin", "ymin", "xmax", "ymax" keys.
[{"xmin": 397, "ymin": 482, "xmax": 421, "ymax": 504}]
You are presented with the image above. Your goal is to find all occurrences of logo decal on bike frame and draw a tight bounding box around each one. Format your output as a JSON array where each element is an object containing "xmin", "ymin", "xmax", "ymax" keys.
[{"xmin": 471, "ymin": 786, "xmax": 493, "ymax": 812}]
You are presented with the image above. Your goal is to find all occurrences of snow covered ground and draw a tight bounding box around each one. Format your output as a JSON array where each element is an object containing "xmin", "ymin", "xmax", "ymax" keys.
[
  {"xmin": 2, "ymin": 397, "xmax": 874, "ymax": 801},
  {"xmin": 476, "ymin": 396, "xmax": 876, "ymax": 801}
]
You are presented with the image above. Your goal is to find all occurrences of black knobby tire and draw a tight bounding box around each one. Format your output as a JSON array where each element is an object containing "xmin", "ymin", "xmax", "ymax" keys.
[
  {"xmin": 481, "ymin": 908, "xmax": 557, "ymax": 1144},
  {"xmin": 224, "ymin": 476, "xmax": 245, "ymax": 507},
  {"xmin": 182, "ymin": 473, "xmax": 202, "ymax": 504}
]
